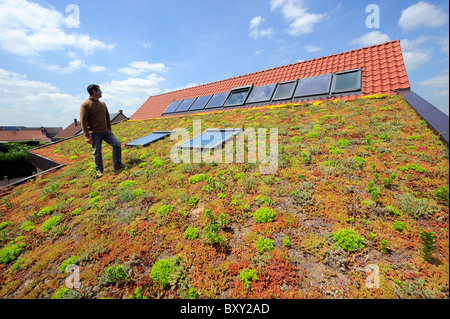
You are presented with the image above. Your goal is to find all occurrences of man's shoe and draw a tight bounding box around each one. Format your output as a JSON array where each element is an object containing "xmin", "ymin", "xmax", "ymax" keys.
[
  {"xmin": 114, "ymin": 163, "xmax": 127, "ymax": 171},
  {"xmin": 96, "ymin": 170, "xmax": 103, "ymax": 178}
]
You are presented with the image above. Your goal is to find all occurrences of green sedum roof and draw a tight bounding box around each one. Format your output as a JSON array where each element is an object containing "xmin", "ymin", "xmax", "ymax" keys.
[{"xmin": 0, "ymin": 95, "xmax": 448, "ymax": 299}]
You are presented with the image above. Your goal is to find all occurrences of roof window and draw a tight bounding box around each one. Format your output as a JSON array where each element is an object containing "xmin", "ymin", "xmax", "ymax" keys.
[
  {"xmin": 223, "ymin": 85, "xmax": 252, "ymax": 107},
  {"xmin": 177, "ymin": 128, "xmax": 243, "ymax": 150},
  {"xmin": 246, "ymin": 83, "xmax": 277, "ymax": 104},
  {"xmin": 125, "ymin": 131, "xmax": 172, "ymax": 147},
  {"xmin": 205, "ymin": 92, "xmax": 229, "ymax": 109},
  {"xmin": 295, "ymin": 74, "xmax": 332, "ymax": 97},
  {"xmin": 163, "ymin": 100, "xmax": 183, "ymax": 114},
  {"xmin": 272, "ymin": 80, "xmax": 297, "ymax": 101},
  {"xmin": 332, "ymin": 69, "xmax": 362, "ymax": 93}
]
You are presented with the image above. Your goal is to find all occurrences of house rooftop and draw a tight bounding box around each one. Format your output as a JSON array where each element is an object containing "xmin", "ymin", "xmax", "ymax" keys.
[{"xmin": 132, "ymin": 40, "xmax": 410, "ymax": 121}]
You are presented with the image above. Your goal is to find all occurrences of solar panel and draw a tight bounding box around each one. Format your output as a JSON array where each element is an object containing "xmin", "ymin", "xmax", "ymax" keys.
[
  {"xmin": 126, "ymin": 131, "xmax": 172, "ymax": 147},
  {"xmin": 177, "ymin": 128, "xmax": 243, "ymax": 150},
  {"xmin": 174, "ymin": 98, "xmax": 196, "ymax": 112},
  {"xmin": 246, "ymin": 83, "xmax": 277, "ymax": 103},
  {"xmin": 163, "ymin": 100, "xmax": 183, "ymax": 114},
  {"xmin": 295, "ymin": 74, "xmax": 332, "ymax": 97},
  {"xmin": 189, "ymin": 95, "xmax": 213, "ymax": 111},
  {"xmin": 204, "ymin": 92, "xmax": 229, "ymax": 109},
  {"xmin": 272, "ymin": 81, "xmax": 297, "ymax": 101}
]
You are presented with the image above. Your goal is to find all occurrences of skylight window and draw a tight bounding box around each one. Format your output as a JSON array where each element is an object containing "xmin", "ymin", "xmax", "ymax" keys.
[
  {"xmin": 295, "ymin": 74, "xmax": 332, "ymax": 97},
  {"xmin": 246, "ymin": 83, "xmax": 277, "ymax": 104},
  {"xmin": 189, "ymin": 95, "xmax": 213, "ymax": 111},
  {"xmin": 177, "ymin": 128, "xmax": 243, "ymax": 150},
  {"xmin": 163, "ymin": 100, "xmax": 183, "ymax": 114},
  {"xmin": 272, "ymin": 81, "xmax": 297, "ymax": 101},
  {"xmin": 174, "ymin": 98, "xmax": 196, "ymax": 112},
  {"xmin": 332, "ymin": 69, "xmax": 362, "ymax": 93},
  {"xmin": 223, "ymin": 85, "xmax": 252, "ymax": 107},
  {"xmin": 204, "ymin": 92, "xmax": 229, "ymax": 109},
  {"xmin": 125, "ymin": 131, "xmax": 172, "ymax": 147}
]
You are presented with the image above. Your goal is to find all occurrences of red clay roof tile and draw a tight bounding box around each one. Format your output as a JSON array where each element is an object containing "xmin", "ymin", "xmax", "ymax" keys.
[{"xmin": 131, "ymin": 40, "xmax": 410, "ymax": 121}]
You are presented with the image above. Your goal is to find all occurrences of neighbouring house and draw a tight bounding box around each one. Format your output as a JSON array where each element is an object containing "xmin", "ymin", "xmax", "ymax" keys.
[
  {"xmin": 0, "ymin": 130, "xmax": 51, "ymax": 143},
  {"xmin": 52, "ymin": 110, "xmax": 129, "ymax": 141},
  {"xmin": 0, "ymin": 127, "xmax": 62, "ymax": 140}
]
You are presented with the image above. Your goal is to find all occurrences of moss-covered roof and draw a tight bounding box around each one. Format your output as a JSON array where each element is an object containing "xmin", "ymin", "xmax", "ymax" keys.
[{"xmin": 0, "ymin": 94, "xmax": 448, "ymax": 299}]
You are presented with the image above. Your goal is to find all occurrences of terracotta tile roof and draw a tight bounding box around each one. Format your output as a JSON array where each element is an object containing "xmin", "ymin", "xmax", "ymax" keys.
[
  {"xmin": 131, "ymin": 40, "xmax": 410, "ymax": 121},
  {"xmin": 0, "ymin": 130, "xmax": 49, "ymax": 142}
]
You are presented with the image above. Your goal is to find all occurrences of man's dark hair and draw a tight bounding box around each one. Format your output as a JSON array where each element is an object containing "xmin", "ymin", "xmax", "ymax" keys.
[{"xmin": 87, "ymin": 84, "xmax": 100, "ymax": 96}]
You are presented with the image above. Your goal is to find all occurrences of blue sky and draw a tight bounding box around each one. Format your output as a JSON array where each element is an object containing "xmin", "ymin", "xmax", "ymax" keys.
[{"xmin": 0, "ymin": 0, "xmax": 448, "ymax": 127}]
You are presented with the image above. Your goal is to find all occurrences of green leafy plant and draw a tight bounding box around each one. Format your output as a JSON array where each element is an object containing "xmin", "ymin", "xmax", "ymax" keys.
[
  {"xmin": 240, "ymin": 268, "xmax": 258, "ymax": 289},
  {"xmin": 283, "ymin": 236, "xmax": 291, "ymax": 247},
  {"xmin": 435, "ymin": 186, "xmax": 448, "ymax": 202},
  {"xmin": 253, "ymin": 207, "xmax": 276, "ymax": 223},
  {"xmin": 420, "ymin": 228, "xmax": 437, "ymax": 263},
  {"xmin": 256, "ymin": 236, "xmax": 274, "ymax": 254},
  {"xmin": 59, "ymin": 256, "xmax": 79, "ymax": 272},
  {"xmin": 380, "ymin": 238, "xmax": 389, "ymax": 253},
  {"xmin": 365, "ymin": 181, "xmax": 380, "ymax": 202},
  {"xmin": 118, "ymin": 180, "xmax": 136, "ymax": 190},
  {"xmin": 189, "ymin": 173, "xmax": 208, "ymax": 184},
  {"xmin": 393, "ymin": 220, "xmax": 407, "ymax": 232},
  {"xmin": 0, "ymin": 238, "xmax": 26, "ymax": 264},
  {"xmin": 150, "ymin": 255, "xmax": 185, "ymax": 288},
  {"xmin": 42, "ymin": 215, "xmax": 62, "ymax": 232},
  {"xmin": 333, "ymin": 229, "xmax": 364, "ymax": 252},
  {"xmin": 156, "ymin": 204, "xmax": 173, "ymax": 217},
  {"xmin": 99, "ymin": 264, "xmax": 129, "ymax": 286},
  {"xmin": 184, "ymin": 226, "xmax": 200, "ymax": 240}
]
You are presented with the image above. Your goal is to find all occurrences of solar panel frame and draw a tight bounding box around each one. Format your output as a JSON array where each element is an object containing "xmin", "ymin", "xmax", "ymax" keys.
[
  {"xmin": 272, "ymin": 80, "xmax": 298, "ymax": 101},
  {"xmin": 125, "ymin": 131, "xmax": 173, "ymax": 147},
  {"xmin": 204, "ymin": 92, "xmax": 229, "ymax": 109},
  {"xmin": 189, "ymin": 95, "xmax": 213, "ymax": 111},
  {"xmin": 163, "ymin": 100, "xmax": 183, "ymax": 114},
  {"xmin": 176, "ymin": 128, "xmax": 243, "ymax": 150},
  {"xmin": 294, "ymin": 74, "xmax": 332, "ymax": 97},
  {"xmin": 174, "ymin": 97, "xmax": 197, "ymax": 113},
  {"xmin": 246, "ymin": 83, "xmax": 277, "ymax": 104}
]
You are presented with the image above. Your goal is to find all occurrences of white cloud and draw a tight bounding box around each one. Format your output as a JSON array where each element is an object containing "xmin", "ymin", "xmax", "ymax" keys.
[
  {"xmin": 350, "ymin": 31, "xmax": 391, "ymax": 47},
  {"xmin": 419, "ymin": 74, "xmax": 449, "ymax": 89},
  {"xmin": 0, "ymin": 0, "xmax": 114, "ymax": 57},
  {"xmin": 402, "ymin": 50, "xmax": 432, "ymax": 71},
  {"xmin": 118, "ymin": 61, "xmax": 168, "ymax": 76},
  {"xmin": 47, "ymin": 59, "xmax": 107, "ymax": 73},
  {"xmin": 0, "ymin": 68, "xmax": 83, "ymax": 126},
  {"xmin": 399, "ymin": 1, "xmax": 449, "ymax": 31},
  {"xmin": 270, "ymin": 0, "xmax": 325, "ymax": 36},
  {"xmin": 164, "ymin": 82, "xmax": 200, "ymax": 94},
  {"xmin": 100, "ymin": 74, "xmax": 166, "ymax": 116},
  {"xmin": 304, "ymin": 45, "xmax": 321, "ymax": 52},
  {"xmin": 137, "ymin": 41, "xmax": 152, "ymax": 49},
  {"xmin": 400, "ymin": 37, "xmax": 434, "ymax": 71},
  {"xmin": 249, "ymin": 16, "xmax": 274, "ymax": 39}
]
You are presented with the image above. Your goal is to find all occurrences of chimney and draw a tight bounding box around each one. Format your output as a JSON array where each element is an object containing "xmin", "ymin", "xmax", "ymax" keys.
[{"xmin": 74, "ymin": 119, "xmax": 78, "ymax": 126}]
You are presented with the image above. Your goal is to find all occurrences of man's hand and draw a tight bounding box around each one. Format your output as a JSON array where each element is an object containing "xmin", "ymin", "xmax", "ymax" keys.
[{"xmin": 85, "ymin": 136, "xmax": 93, "ymax": 145}]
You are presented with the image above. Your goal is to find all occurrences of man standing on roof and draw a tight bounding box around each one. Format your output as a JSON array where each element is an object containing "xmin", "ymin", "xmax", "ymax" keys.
[{"xmin": 80, "ymin": 84, "xmax": 126, "ymax": 178}]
